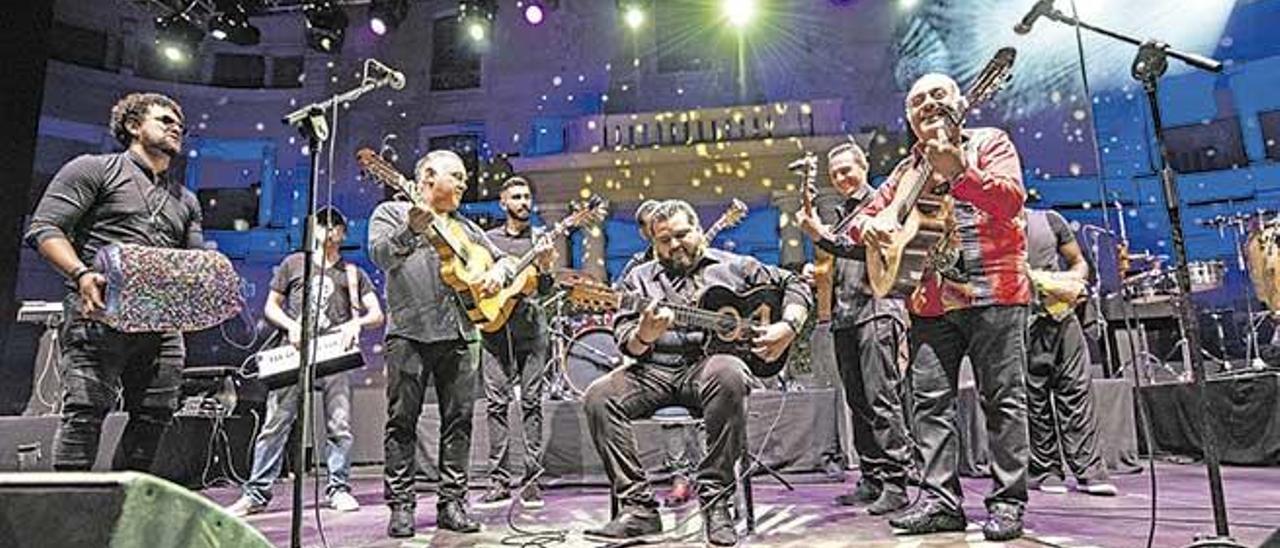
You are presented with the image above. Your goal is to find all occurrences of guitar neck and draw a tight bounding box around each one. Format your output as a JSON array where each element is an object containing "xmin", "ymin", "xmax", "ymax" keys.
[{"xmin": 615, "ymin": 293, "xmax": 746, "ymax": 332}]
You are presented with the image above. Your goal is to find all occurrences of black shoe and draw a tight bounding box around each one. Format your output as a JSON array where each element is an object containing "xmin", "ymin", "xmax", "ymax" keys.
[
  {"xmin": 982, "ymin": 502, "xmax": 1024, "ymax": 541},
  {"xmin": 583, "ymin": 507, "xmax": 662, "ymax": 541},
  {"xmin": 387, "ymin": 505, "xmax": 416, "ymax": 538},
  {"xmin": 703, "ymin": 500, "xmax": 738, "ymax": 546},
  {"xmin": 473, "ymin": 485, "xmax": 513, "ymax": 509},
  {"xmin": 867, "ymin": 485, "xmax": 910, "ymax": 516},
  {"xmin": 437, "ymin": 500, "xmax": 481, "ymax": 533},
  {"xmin": 835, "ymin": 478, "xmax": 881, "ymax": 506},
  {"xmin": 520, "ymin": 484, "xmax": 545, "ymax": 509},
  {"xmin": 888, "ymin": 501, "xmax": 967, "ymax": 535}
]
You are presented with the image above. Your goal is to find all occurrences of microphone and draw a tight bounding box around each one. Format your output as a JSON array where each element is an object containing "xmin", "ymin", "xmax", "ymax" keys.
[
  {"xmin": 368, "ymin": 58, "xmax": 406, "ymax": 90},
  {"xmin": 1013, "ymin": 0, "xmax": 1054, "ymax": 35}
]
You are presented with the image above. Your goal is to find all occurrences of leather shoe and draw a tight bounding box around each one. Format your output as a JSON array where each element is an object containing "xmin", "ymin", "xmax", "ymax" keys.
[
  {"xmin": 866, "ymin": 485, "xmax": 910, "ymax": 516},
  {"xmin": 387, "ymin": 504, "xmax": 415, "ymax": 538},
  {"xmin": 437, "ymin": 500, "xmax": 481, "ymax": 533},
  {"xmin": 703, "ymin": 500, "xmax": 738, "ymax": 546},
  {"xmin": 835, "ymin": 478, "xmax": 882, "ymax": 506},
  {"xmin": 583, "ymin": 506, "xmax": 662, "ymax": 541},
  {"xmin": 982, "ymin": 502, "xmax": 1024, "ymax": 541},
  {"xmin": 888, "ymin": 500, "xmax": 966, "ymax": 535}
]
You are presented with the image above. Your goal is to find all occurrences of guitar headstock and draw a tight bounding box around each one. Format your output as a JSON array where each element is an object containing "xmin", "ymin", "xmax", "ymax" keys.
[
  {"xmin": 964, "ymin": 47, "xmax": 1016, "ymax": 115},
  {"xmin": 356, "ymin": 147, "xmax": 411, "ymax": 198},
  {"xmin": 563, "ymin": 195, "xmax": 608, "ymax": 231},
  {"xmin": 565, "ymin": 280, "xmax": 621, "ymax": 314},
  {"xmin": 723, "ymin": 199, "xmax": 748, "ymax": 228}
]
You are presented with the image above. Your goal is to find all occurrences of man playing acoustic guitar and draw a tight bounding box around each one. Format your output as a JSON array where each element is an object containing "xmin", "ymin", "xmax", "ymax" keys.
[
  {"xmin": 850, "ymin": 73, "xmax": 1033, "ymax": 541},
  {"xmin": 581, "ymin": 200, "xmax": 810, "ymax": 546},
  {"xmin": 368, "ymin": 150, "xmax": 553, "ymax": 537}
]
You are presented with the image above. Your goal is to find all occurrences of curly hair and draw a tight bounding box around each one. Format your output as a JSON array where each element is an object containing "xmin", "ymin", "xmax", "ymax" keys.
[{"xmin": 109, "ymin": 92, "xmax": 183, "ymax": 147}]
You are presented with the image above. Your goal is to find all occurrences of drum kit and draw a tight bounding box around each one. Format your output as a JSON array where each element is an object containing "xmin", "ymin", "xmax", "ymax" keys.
[
  {"xmin": 543, "ymin": 269, "xmax": 622, "ymax": 399},
  {"xmin": 1109, "ymin": 208, "xmax": 1280, "ymax": 380}
]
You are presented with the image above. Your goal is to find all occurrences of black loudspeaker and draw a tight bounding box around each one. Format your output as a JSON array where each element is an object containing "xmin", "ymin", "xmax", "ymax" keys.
[{"xmin": 0, "ymin": 471, "xmax": 271, "ymax": 548}]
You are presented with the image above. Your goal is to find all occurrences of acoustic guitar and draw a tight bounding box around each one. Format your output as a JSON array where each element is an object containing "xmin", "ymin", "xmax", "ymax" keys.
[
  {"xmin": 853, "ymin": 47, "xmax": 1017, "ymax": 298},
  {"xmin": 477, "ymin": 197, "xmax": 607, "ymax": 333},
  {"xmin": 704, "ymin": 199, "xmax": 748, "ymax": 242},
  {"xmin": 794, "ymin": 152, "xmax": 837, "ymax": 321},
  {"xmin": 564, "ymin": 281, "xmax": 791, "ymax": 378},
  {"xmin": 355, "ymin": 148, "xmax": 504, "ymax": 326},
  {"xmin": 1028, "ymin": 270, "xmax": 1085, "ymax": 321}
]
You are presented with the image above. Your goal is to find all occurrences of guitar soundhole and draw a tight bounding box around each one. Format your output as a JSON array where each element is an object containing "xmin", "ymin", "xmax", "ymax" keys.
[{"xmin": 714, "ymin": 307, "xmax": 741, "ymax": 340}]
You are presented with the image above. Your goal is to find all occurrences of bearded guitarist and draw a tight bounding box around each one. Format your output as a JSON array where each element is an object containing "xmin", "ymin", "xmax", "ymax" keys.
[
  {"xmin": 1023, "ymin": 207, "xmax": 1118, "ymax": 497},
  {"xmin": 848, "ymin": 74, "xmax": 1032, "ymax": 541},
  {"xmin": 369, "ymin": 150, "xmax": 553, "ymax": 538},
  {"xmin": 581, "ymin": 199, "xmax": 810, "ymax": 546}
]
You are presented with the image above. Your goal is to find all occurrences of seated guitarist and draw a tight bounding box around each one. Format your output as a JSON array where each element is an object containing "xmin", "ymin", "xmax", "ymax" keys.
[
  {"xmin": 1024, "ymin": 207, "xmax": 1118, "ymax": 497},
  {"xmin": 850, "ymin": 74, "xmax": 1032, "ymax": 541},
  {"xmin": 582, "ymin": 199, "xmax": 811, "ymax": 546}
]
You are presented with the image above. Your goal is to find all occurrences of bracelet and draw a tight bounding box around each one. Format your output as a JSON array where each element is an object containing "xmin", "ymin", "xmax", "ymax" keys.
[
  {"xmin": 70, "ymin": 266, "xmax": 95, "ymax": 283},
  {"xmin": 782, "ymin": 317, "xmax": 802, "ymax": 334}
]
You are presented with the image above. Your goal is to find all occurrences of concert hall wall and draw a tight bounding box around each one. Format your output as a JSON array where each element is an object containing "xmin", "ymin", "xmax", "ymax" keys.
[{"xmin": 5, "ymin": 0, "xmax": 1280, "ymax": 406}]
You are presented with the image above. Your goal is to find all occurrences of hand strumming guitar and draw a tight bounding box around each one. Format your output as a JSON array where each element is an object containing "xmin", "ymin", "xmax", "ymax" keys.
[
  {"xmin": 407, "ymin": 205, "xmax": 434, "ymax": 235},
  {"xmin": 751, "ymin": 321, "xmax": 797, "ymax": 363}
]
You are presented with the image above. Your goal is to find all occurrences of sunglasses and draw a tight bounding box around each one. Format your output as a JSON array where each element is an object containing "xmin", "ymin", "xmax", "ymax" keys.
[{"xmin": 150, "ymin": 115, "xmax": 186, "ymax": 132}]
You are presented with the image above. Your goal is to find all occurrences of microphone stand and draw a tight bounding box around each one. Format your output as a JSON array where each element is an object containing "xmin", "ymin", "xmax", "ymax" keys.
[
  {"xmin": 1034, "ymin": 9, "xmax": 1241, "ymax": 548},
  {"xmin": 280, "ymin": 66, "xmax": 397, "ymax": 548}
]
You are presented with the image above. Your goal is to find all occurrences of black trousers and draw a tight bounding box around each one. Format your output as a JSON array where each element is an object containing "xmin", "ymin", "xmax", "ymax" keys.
[
  {"xmin": 54, "ymin": 295, "xmax": 183, "ymax": 471},
  {"xmin": 481, "ymin": 328, "xmax": 549, "ymax": 486},
  {"xmin": 833, "ymin": 317, "xmax": 914, "ymax": 488},
  {"xmin": 383, "ymin": 336, "xmax": 478, "ymax": 507},
  {"xmin": 583, "ymin": 354, "xmax": 752, "ymax": 509},
  {"xmin": 1026, "ymin": 314, "xmax": 1109, "ymax": 484},
  {"xmin": 910, "ymin": 305, "xmax": 1030, "ymax": 512}
]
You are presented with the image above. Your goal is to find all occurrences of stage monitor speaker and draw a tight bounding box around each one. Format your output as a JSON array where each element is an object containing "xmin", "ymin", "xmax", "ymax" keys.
[{"xmin": 0, "ymin": 471, "xmax": 271, "ymax": 548}]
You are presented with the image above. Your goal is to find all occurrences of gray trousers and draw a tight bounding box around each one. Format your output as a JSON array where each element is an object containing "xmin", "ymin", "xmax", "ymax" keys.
[
  {"xmin": 583, "ymin": 354, "xmax": 752, "ymax": 510},
  {"xmin": 910, "ymin": 305, "xmax": 1030, "ymax": 512},
  {"xmin": 833, "ymin": 317, "xmax": 914, "ymax": 488},
  {"xmin": 383, "ymin": 337, "xmax": 478, "ymax": 507},
  {"xmin": 481, "ymin": 329, "xmax": 549, "ymax": 486},
  {"xmin": 1026, "ymin": 314, "xmax": 1109, "ymax": 484}
]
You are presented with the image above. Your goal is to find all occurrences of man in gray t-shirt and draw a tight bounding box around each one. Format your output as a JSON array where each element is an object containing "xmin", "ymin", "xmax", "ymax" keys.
[{"xmin": 1024, "ymin": 208, "xmax": 1116, "ymax": 496}]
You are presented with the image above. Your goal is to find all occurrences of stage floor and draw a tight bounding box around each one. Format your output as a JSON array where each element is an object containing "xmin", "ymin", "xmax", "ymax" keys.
[{"xmin": 201, "ymin": 462, "xmax": 1279, "ymax": 547}]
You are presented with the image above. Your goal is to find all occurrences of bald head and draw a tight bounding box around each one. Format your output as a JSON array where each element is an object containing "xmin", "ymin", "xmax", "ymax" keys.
[{"xmin": 905, "ymin": 73, "xmax": 966, "ymax": 141}]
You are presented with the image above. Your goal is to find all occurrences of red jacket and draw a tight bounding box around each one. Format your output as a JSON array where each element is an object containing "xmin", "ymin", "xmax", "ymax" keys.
[{"xmin": 849, "ymin": 127, "xmax": 1031, "ymax": 317}]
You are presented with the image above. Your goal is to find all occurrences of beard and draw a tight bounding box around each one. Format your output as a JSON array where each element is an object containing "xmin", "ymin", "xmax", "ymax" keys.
[
  {"xmin": 658, "ymin": 243, "xmax": 702, "ymax": 275},
  {"xmin": 505, "ymin": 205, "xmax": 531, "ymax": 221}
]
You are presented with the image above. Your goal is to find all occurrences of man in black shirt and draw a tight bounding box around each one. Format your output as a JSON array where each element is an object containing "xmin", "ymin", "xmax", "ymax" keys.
[
  {"xmin": 475, "ymin": 176, "xmax": 556, "ymax": 509},
  {"xmin": 1024, "ymin": 208, "xmax": 1117, "ymax": 496},
  {"xmin": 25, "ymin": 92, "xmax": 202, "ymax": 471},
  {"xmin": 795, "ymin": 142, "xmax": 914, "ymax": 515},
  {"xmin": 582, "ymin": 200, "xmax": 811, "ymax": 546},
  {"xmin": 369, "ymin": 150, "xmax": 552, "ymax": 537},
  {"xmin": 228, "ymin": 206, "xmax": 383, "ymax": 516}
]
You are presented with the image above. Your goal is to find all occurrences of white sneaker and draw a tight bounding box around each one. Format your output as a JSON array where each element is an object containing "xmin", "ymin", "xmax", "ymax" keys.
[
  {"xmin": 328, "ymin": 491, "xmax": 361, "ymax": 512},
  {"xmin": 226, "ymin": 496, "xmax": 267, "ymax": 517},
  {"xmin": 1078, "ymin": 481, "xmax": 1118, "ymax": 497}
]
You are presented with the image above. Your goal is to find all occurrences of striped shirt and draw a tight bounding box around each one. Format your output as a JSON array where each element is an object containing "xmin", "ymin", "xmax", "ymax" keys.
[{"xmin": 850, "ymin": 127, "xmax": 1031, "ymax": 317}]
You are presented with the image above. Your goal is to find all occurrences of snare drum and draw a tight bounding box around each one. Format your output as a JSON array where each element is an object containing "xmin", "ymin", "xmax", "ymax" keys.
[
  {"xmin": 563, "ymin": 327, "xmax": 621, "ymax": 396},
  {"xmin": 1188, "ymin": 260, "xmax": 1225, "ymax": 293}
]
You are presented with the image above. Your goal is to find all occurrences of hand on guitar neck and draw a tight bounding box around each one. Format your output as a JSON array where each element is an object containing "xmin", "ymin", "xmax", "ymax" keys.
[
  {"xmin": 629, "ymin": 293, "xmax": 798, "ymax": 365},
  {"xmin": 922, "ymin": 126, "xmax": 967, "ymax": 189}
]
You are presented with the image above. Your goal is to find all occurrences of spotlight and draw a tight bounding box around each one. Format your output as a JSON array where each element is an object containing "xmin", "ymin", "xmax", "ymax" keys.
[
  {"xmin": 723, "ymin": 0, "xmax": 756, "ymax": 28},
  {"xmin": 369, "ymin": 0, "xmax": 408, "ymax": 36},
  {"xmin": 524, "ymin": 3, "xmax": 544, "ymax": 25},
  {"xmin": 154, "ymin": 13, "xmax": 203, "ymax": 64},
  {"xmin": 618, "ymin": 0, "xmax": 646, "ymax": 30},
  {"xmin": 209, "ymin": 3, "xmax": 260, "ymax": 46},
  {"xmin": 898, "ymin": 0, "xmax": 920, "ymax": 10},
  {"xmin": 303, "ymin": 1, "xmax": 348, "ymax": 54},
  {"xmin": 459, "ymin": 0, "xmax": 496, "ymax": 43}
]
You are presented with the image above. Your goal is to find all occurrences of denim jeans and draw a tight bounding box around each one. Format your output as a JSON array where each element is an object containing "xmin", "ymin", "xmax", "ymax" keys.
[
  {"xmin": 481, "ymin": 329, "xmax": 549, "ymax": 486},
  {"xmin": 1026, "ymin": 313, "xmax": 1109, "ymax": 484},
  {"xmin": 53, "ymin": 294, "xmax": 183, "ymax": 471},
  {"xmin": 242, "ymin": 372, "xmax": 354, "ymax": 504}
]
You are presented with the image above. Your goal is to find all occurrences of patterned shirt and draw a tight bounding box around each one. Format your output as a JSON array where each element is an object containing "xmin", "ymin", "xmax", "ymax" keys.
[{"xmin": 849, "ymin": 127, "xmax": 1031, "ymax": 317}]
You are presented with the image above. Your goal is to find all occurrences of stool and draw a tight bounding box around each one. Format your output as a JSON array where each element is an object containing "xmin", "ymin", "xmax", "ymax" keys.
[{"xmin": 609, "ymin": 406, "xmax": 758, "ymax": 533}]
